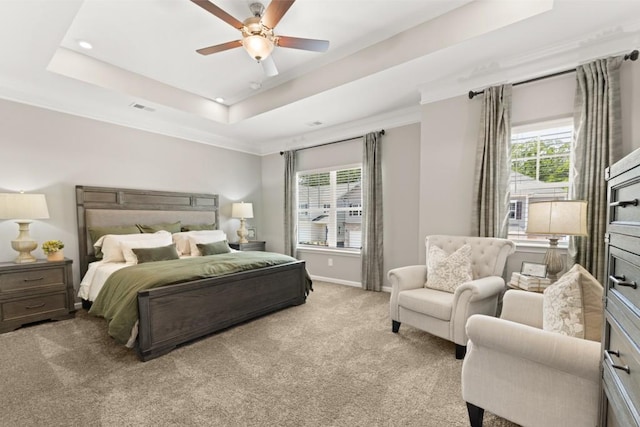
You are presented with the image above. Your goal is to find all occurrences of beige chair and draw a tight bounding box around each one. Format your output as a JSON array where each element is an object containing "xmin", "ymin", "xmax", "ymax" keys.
[
  {"xmin": 461, "ymin": 290, "xmax": 601, "ymax": 427},
  {"xmin": 388, "ymin": 235, "xmax": 515, "ymax": 359}
]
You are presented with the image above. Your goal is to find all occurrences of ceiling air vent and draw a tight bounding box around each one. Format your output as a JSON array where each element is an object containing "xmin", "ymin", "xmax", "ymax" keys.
[
  {"xmin": 306, "ymin": 121, "xmax": 323, "ymax": 127},
  {"xmin": 129, "ymin": 102, "xmax": 156, "ymax": 112}
]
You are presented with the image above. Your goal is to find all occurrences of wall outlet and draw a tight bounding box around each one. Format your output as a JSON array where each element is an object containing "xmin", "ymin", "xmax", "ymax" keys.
[{"xmin": 328, "ymin": 258, "xmax": 333, "ymax": 266}]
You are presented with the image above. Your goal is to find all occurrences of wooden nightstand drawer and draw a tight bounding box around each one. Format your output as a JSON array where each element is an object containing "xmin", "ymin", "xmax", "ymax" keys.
[
  {"xmin": 1, "ymin": 292, "xmax": 67, "ymax": 322},
  {"xmin": 0, "ymin": 266, "xmax": 65, "ymax": 293},
  {"xmin": 229, "ymin": 241, "xmax": 266, "ymax": 251}
]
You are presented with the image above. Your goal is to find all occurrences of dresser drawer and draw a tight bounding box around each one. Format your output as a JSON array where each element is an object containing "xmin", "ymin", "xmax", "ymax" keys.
[
  {"xmin": 607, "ymin": 245, "xmax": 640, "ymax": 316},
  {"xmin": 0, "ymin": 266, "xmax": 66, "ymax": 293},
  {"xmin": 608, "ymin": 163, "xmax": 640, "ymax": 237},
  {"xmin": 603, "ymin": 310, "xmax": 640, "ymax": 412},
  {"xmin": 603, "ymin": 362, "xmax": 640, "ymax": 427},
  {"xmin": 1, "ymin": 292, "xmax": 68, "ymax": 321}
]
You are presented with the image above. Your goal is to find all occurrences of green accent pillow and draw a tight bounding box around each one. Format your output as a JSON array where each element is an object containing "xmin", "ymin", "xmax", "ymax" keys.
[
  {"xmin": 196, "ymin": 240, "xmax": 231, "ymax": 256},
  {"xmin": 136, "ymin": 221, "xmax": 182, "ymax": 233},
  {"xmin": 132, "ymin": 244, "xmax": 180, "ymax": 264},
  {"xmin": 88, "ymin": 225, "xmax": 141, "ymax": 259},
  {"xmin": 181, "ymin": 223, "xmax": 216, "ymax": 232}
]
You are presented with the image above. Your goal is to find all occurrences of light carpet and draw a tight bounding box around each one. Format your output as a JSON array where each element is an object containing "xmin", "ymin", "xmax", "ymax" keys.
[{"xmin": 0, "ymin": 281, "xmax": 517, "ymax": 426}]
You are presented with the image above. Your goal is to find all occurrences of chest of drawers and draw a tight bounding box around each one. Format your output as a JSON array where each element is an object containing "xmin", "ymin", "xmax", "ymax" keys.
[
  {"xmin": 602, "ymin": 147, "xmax": 640, "ymax": 426},
  {"xmin": 0, "ymin": 258, "xmax": 75, "ymax": 333}
]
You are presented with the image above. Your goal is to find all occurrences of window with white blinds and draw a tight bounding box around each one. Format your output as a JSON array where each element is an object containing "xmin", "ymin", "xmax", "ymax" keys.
[
  {"xmin": 297, "ymin": 166, "xmax": 362, "ymax": 250},
  {"xmin": 509, "ymin": 118, "xmax": 573, "ymax": 243}
]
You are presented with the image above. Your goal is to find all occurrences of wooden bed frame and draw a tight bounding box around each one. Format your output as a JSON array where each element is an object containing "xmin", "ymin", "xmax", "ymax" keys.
[{"xmin": 76, "ymin": 185, "xmax": 307, "ymax": 361}]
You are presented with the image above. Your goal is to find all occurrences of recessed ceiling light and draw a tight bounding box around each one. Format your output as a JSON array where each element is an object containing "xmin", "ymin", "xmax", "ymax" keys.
[
  {"xmin": 214, "ymin": 97, "xmax": 225, "ymax": 104},
  {"xmin": 77, "ymin": 40, "xmax": 93, "ymax": 50}
]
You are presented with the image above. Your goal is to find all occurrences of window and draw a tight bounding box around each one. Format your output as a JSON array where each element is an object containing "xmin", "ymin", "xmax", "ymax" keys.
[
  {"xmin": 509, "ymin": 118, "xmax": 573, "ymax": 243},
  {"xmin": 297, "ymin": 166, "xmax": 362, "ymax": 250}
]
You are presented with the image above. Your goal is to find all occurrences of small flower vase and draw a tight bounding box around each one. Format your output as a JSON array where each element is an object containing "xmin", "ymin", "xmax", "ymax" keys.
[{"xmin": 47, "ymin": 250, "xmax": 64, "ymax": 262}]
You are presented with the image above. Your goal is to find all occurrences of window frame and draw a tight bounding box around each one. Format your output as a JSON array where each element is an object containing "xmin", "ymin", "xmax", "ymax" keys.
[
  {"xmin": 296, "ymin": 163, "xmax": 363, "ymax": 252},
  {"xmin": 509, "ymin": 117, "xmax": 574, "ymax": 247}
]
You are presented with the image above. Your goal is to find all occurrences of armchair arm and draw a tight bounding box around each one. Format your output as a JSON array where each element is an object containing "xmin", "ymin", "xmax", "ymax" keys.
[
  {"xmin": 500, "ymin": 289, "xmax": 544, "ymax": 328},
  {"xmin": 450, "ymin": 276, "xmax": 505, "ymax": 346},
  {"xmin": 388, "ymin": 265, "xmax": 427, "ymax": 321},
  {"xmin": 465, "ymin": 314, "xmax": 600, "ymax": 382}
]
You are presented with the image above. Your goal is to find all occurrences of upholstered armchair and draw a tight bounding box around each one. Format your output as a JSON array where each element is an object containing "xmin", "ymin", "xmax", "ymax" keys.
[
  {"xmin": 461, "ymin": 290, "xmax": 601, "ymax": 427},
  {"xmin": 388, "ymin": 235, "xmax": 515, "ymax": 359}
]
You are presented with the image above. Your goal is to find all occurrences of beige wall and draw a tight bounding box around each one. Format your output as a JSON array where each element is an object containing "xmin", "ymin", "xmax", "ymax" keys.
[{"xmin": 0, "ymin": 99, "xmax": 262, "ymax": 287}]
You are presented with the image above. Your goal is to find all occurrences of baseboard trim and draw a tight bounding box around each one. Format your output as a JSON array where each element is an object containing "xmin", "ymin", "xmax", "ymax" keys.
[{"xmin": 309, "ymin": 275, "xmax": 391, "ymax": 293}]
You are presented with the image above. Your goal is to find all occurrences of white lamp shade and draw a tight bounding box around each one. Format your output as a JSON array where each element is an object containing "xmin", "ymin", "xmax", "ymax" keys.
[
  {"xmin": 232, "ymin": 202, "xmax": 254, "ymax": 219},
  {"xmin": 0, "ymin": 193, "xmax": 50, "ymax": 220},
  {"xmin": 526, "ymin": 200, "xmax": 588, "ymax": 236}
]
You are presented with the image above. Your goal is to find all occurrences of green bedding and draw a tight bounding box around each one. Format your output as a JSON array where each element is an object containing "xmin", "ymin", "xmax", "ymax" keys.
[{"xmin": 89, "ymin": 252, "xmax": 311, "ymax": 345}]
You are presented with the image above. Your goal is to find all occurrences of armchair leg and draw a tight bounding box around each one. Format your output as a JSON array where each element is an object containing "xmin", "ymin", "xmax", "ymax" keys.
[
  {"xmin": 392, "ymin": 320, "xmax": 401, "ymax": 333},
  {"xmin": 455, "ymin": 344, "xmax": 467, "ymax": 360},
  {"xmin": 466, "ymin": 402, "xmax": 484, "ymax": 427}
]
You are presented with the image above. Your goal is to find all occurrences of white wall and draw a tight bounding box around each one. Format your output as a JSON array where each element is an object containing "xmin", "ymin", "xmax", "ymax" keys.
[
  {"xmin": 0, "ymin": 99, "xmax": 262, "ymax": 288},
  {"xmin": 260, "ymin": 123, "xmax": 421, "ymax": 286}
]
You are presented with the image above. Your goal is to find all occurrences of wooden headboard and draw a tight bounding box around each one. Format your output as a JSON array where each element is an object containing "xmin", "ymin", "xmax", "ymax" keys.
[{"xmin": 76, "ymin": 185, "xmax": 219, "ymax": 277}]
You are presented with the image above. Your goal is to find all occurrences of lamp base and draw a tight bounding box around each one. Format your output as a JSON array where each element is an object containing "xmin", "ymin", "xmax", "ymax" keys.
[
  {"xmin": 11, "ymin": 221, "xmax": 38, "ymax": 263},
  {"xmin": 544, "ymin": 237, "xmax": 564, "ymax": 282},
  {"xmin": 236, "ymin": 218, "xmax": 249, "ymax": 244}
]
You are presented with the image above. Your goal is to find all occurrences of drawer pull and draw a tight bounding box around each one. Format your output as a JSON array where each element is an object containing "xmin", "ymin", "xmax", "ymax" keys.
[
  {"xmin": 604, "ymin": 350, "xmax": 631, "ymax": 374},
  {"xmin": 25, "ymin": 303, "xmax": 45, "ymax": 310},
  {"xmin": 610, "ymin": 199, "xmax": 638, "ymax": 208},
  {"xmin": 609, "ymin": 275, "xmax": 637, "ymax": 289},
  {"xmin": 23, "ymin": 277, "xmax": 44, "ymax": 282}
]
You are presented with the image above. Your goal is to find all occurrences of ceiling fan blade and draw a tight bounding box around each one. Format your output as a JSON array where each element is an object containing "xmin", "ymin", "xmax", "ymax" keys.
[
  {"xmin": 276, "ymin": 36, "xmax": 329, "ymax": 52},
  {"xmin": 261, "ymin": 56, "xmax": 279, "ymax": 77},
  {"xmin": 190, "ymin": 0, "xmax": 244, "ymax": 29},
  {"xmin": 261, "ymin": 0, "xmax": 295, "ymax": 29},
  {"xmin": 196, "ymin": 40, "xmax": 242, "ymax": 55}
]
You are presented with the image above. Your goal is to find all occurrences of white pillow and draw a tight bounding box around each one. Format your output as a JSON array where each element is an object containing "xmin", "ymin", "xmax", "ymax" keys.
[
  {"xmin": 173, "ymin": 230, "xmax": 226, "ymax": 255},
  {"xmin": 425, "ymin": 244, "xmax": 472, "ymax": 293},
  {"xmin": 120, "ymin": 235, "xmax": 174, "ymax": 264},
  {"xmin": 101, "ymin": 231, "xmax": 171, "ymax": 263},
  {"xmin": 543, "ymin": 270, "xmax": 584, "ymax": 338},
  {"xmin": 188, "ymin": 231, "xmax": 228, "ymax": 256}
]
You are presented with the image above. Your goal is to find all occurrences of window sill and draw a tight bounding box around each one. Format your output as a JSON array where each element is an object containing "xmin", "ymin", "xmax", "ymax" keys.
[
  {"xmin": 514, "ymin": 241, "xmax": 568, "ymax": 254},
  {"xmin": 296, "ymin": 246, "xmax": 361, "ymax": 257}
]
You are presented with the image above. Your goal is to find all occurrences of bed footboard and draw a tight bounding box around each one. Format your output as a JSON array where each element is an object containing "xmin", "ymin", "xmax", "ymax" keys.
[{"xmin": 136, "ymin": 261, "xmax": 307, "ymax": 361}]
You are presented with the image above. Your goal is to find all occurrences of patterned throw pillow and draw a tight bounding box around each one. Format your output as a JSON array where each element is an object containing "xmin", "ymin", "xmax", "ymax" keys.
[
  {"xmin": 543, "ymin": 270, "xmax": 585, "ymax": 338},
  {"xmin": 542, "ymin": 264, "xmax": 604, "ymax": 341},
  {"xmin": 425, "ymin": 244, "xmax": 473, "ymax": 293}
]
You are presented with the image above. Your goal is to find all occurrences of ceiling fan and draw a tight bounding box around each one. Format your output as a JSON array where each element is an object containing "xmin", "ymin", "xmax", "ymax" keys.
[{"xmin": 190, "ymin": 0, "xmax": 330, "ymax": 77}]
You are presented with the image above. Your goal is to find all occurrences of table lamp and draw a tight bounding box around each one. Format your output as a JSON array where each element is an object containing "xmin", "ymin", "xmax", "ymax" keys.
[
  {"xmin": 526, "ymin": 200, "xmax": 587, "ymax": 281},
  {"xmin": 0, "ymin": 192, "xmax": 50, "ymax": 263},
  {"xmin": 232, "ymin": 202, "xmax": 254, "ymax": 244}
]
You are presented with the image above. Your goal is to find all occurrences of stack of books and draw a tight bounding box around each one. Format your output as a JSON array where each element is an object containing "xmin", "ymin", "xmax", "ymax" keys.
[{"xmin": 509, "ymin": 272, "xmax": 552, "ymax": 293}]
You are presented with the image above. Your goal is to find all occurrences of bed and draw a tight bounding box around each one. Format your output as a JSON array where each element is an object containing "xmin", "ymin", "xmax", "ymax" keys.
[{"xmin": 76, "ymin": 185, "xmax": 309, "ymax": 361}]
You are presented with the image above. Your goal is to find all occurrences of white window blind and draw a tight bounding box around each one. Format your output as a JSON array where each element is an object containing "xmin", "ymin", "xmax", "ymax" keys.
[
  {"xmin": 509, "ymin": 119, "xmax": 573, "ymax": 243},
  {"xmin": 297, "ymin": 167, "xmax": 362, "ymax": 250}
]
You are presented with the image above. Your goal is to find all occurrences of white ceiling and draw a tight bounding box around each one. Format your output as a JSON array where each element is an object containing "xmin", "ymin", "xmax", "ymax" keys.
[{"xmin": 1, "ymin": 0, "xmax": 640, "ymax": 155}]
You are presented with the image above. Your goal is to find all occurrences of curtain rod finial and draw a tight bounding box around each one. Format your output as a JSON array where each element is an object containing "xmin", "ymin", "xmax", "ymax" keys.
[
  {"xmin": 468, "ymin": 90, "xmax": 477, "ymax": 99},
  {"xmin": 626, "ymin": 49, "xmax": 639, "ymax": 61}
]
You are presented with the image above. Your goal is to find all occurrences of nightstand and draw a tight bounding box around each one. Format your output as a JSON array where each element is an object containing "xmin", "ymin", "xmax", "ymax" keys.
[
  {"xmin": 229, "ymin": 241, "xmax": 266, "ymax": 251},
  {"xmin": 0, "ymin": 258, "xmax": 75, "ymax": 333}
]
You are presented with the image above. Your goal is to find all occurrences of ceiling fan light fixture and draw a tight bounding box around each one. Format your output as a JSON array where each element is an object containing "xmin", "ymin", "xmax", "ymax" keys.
[{"xmin": 243, "ymin": 34, "xmax": 274, "ymax": 61}]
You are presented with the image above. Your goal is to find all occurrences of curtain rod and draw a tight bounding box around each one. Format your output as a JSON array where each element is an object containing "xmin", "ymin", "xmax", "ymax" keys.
[
  {"xmin": 468, "ymin": 49, "xmax": 639, "ymax": 99},
  {"xmin": 279, "ymin": 129, "xmax": 385, "ymax": 155}
]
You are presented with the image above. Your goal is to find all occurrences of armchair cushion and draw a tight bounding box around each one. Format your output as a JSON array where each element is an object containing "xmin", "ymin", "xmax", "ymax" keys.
[
  {"xmin": 425, "ymin": 244, "xmax": 472, "ymax": 293},
  {"xmin": 542, "ymin": 264, "xmax": 603, "ymax": 341},
  {"xmin": 398, "ymin": 288, "xmax": 453, "ymax": 321}
]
